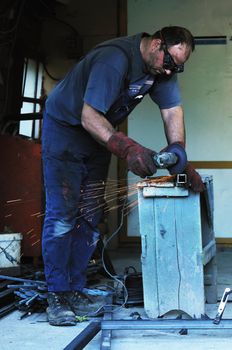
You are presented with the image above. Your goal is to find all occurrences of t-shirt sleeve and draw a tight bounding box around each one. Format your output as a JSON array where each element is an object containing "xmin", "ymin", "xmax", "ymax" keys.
[
  {"xmin": 84, "ymin": 52, "xmax": 128, "ymax": 114},
  {"xmin": 149, "ymin": 74, "xmax": 182, "ymax": 109}
]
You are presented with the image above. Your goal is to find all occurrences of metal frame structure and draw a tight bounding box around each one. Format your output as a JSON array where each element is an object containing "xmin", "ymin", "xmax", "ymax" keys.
[{"xmin": 63, "ymin": 318, "xmax": 232, "ymax": 350}]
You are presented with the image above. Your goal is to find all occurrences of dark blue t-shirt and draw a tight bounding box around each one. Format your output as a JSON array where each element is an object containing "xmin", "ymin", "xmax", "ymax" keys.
[{"xmin": 45, "ymin": 33, "xmax": 182, "ymax": 126}]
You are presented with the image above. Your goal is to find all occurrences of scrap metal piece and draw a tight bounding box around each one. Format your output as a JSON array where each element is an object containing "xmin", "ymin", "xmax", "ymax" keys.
[
  {"xmin": 0, "ymin": 275, "xmax": 46, "ymax": 286},
  {"xmin": 63, "ymin": 321, "xmax": 101, "ymax": 350},
  {"xmin": 101, "ymin": 319, "xmax": 232, "ymax": 330},
  {"xmin": 176, "ymin": 173, "xmax": 187, "ymax": 185},
  {"xmin": 179, "ymin": 328, "xmax": 188, "ymax": 335},
  {"xmin": 64, "ymin": 318, "xmax": 232, "ymax": 349},
  {"xmin": 82, "ymin": 287, "xmax": 114, "ymax": 297},
  {"xmin": 213, "ymin": 287, "xmax": 232, "ymax": 324}
]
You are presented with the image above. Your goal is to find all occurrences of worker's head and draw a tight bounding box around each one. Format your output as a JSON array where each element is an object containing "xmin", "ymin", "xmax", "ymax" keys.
[{"xmin": 143, "ymin": 26, "xmax": 195, "ymax": 76}]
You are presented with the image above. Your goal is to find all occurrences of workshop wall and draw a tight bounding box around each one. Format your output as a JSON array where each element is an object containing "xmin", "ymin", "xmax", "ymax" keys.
[
  {"xmin": 42, "ymin": 0, "xmax": 120, "ymax": 95},
  {"xmin": 127, "ymin": 0, "xmax": 232, "ymax": 238}
]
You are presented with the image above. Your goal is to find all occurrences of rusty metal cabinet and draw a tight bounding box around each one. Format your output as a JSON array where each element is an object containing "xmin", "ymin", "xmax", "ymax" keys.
[{"xmin": 0, "ymin": 135, "xmax": 43, "ymax": 258}]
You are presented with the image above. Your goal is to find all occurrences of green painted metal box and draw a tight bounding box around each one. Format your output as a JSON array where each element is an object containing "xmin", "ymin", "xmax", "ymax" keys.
[{"xmin": 137, "ymin": 175, "xmax": 217, "ymax": 318}]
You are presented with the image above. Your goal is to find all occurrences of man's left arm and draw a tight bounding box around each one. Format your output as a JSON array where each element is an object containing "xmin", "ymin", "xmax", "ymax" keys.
[
  {"xmin": 160, "ymin": 105, "xmax": 205, "ymax": 192},
  {"xmin": 160, "ymin": 105, "xmax": 185, "ymax": 146}
]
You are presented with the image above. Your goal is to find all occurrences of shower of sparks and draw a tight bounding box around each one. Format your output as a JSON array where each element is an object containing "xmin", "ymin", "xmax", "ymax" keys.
[
  {"xmin": 26, "ymin": 229, "xmax": 34, "ymax": 235},
  {"xmin": 31, "ymin": 239, "xmax": 40, "ymax": 246},
  {"xmin": 76, "ymin": 175, "xmax": 176, "ymax": 221},
  {"xmin": 76, "ymin": 177, "xmax": 141, "ymax": 221},
  {"xmin": 123, "ymin": 199, "xmax": 139, "ymax": 217},
  {"xmin": 36, "ymin": 213, "xmax": 45, "ymax": 217},
  {"xmin": 4, "ymin": 198, "xmax": 41, "ymax": 207},
  {"xmin": 6, "ymin": 198, "xmax": 22, "ymax": 203},
  {"xmin": 88, "ymin": 238, "xmax": 100, "ymax": 247},
  {"xmin": 30, "ymin": 212, "xmax": 42, "ymax": 217},
  {"xmin": 3, "ymin": 176, "xmax": 175, "ymax": 245}
]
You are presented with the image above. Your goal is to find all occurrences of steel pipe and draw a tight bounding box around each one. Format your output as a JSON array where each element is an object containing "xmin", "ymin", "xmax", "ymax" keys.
[
  {"xmin": 101, "ymin": 319, "xmax": 232, "ymax": 330},
  {"xmin": 63, "ymin": 321, "xmax": 101, "ymax": 350}
]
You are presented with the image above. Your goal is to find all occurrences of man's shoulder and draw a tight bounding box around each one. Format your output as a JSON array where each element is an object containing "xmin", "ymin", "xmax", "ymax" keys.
[{"xmin": 93, "ymin": 33, "xmax": 142, "ymax": 56}]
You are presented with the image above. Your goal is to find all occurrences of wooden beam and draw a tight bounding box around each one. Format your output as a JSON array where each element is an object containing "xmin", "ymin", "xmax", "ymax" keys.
[{"xmin": 191, "ymin": 161, "xmax": 232, "ymax": 169}]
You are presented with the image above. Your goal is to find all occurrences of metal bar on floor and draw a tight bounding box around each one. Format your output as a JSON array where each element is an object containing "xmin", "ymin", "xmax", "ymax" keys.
[
  {"xmin": 64, "ymin": 318, "xmax": 232, "ymax": 350},
  {"xmin": 63, "ymin": 321, "xmax": 101, "ymax": 350},
  {"xmin": 101, "ymin": 306, "xmax": 113, "ymax": 350},
  {"xmin": 101, "ymin": 319, "xmax": 232, "ymax": 330},
  {"xmin": 0, "ymin": 303, "xmax": 16, "ymax": 319}
]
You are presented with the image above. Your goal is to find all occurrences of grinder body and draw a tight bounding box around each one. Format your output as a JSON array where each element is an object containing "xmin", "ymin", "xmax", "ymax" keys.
[{"xmin": 153, "ymin": 143, "xmax": 187, "ymax": 174}]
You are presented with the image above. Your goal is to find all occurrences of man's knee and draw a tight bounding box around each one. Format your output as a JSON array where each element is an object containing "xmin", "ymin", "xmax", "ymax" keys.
[{"xmin": 43, "ymin": 218, "xmax": 75, "ymax": 238}]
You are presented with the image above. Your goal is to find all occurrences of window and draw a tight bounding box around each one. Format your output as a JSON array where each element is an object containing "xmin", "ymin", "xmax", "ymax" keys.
[{"xmin": 19, "ymin": 58, "xmax": 44, "ymax": 139}]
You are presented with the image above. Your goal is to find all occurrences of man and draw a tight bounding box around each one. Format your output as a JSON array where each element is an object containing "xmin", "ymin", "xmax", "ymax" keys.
[{"xmin": 42, "ymin": 26, "xmax": 204, "ymax": 326}]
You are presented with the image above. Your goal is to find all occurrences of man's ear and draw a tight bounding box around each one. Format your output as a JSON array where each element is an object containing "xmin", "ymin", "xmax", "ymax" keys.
[{"xmin": 151, "ymin": 38, "xmax": 162, "ymax": 52}]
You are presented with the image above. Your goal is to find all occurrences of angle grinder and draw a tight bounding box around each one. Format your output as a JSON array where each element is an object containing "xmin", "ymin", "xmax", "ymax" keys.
[{"xmin": 153, "ymin": 143, "xmax": 187, "ymax": 174}]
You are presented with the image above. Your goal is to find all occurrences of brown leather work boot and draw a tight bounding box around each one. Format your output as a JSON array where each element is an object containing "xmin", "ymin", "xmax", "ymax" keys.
[
  {"xmin": 64, "ymin": 291, "xmax": 105, "ymax": 317},
  {"xmin": 46, "ymin": 292, "xmax": 76, "ymax": 326}
]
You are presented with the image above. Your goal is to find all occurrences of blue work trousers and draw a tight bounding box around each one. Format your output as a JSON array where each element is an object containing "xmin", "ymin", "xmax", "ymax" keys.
[{"xmin": 42, "ymin": 113, "xmax": 111, "ymax": 292}]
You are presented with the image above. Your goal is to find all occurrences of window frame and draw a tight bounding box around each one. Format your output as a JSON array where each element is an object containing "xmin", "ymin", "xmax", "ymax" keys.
[{"xmin": 19, "ymin": 57, "xmax": 44, "ymax": 139}]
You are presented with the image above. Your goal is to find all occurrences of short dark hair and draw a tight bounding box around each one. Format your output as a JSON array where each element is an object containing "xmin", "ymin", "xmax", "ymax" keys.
[{"xmin": 152, "ymin": 26, "xmax": 195, "ymax": 51}]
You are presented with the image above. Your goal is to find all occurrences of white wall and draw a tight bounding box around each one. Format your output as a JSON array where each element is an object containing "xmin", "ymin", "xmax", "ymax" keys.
[
  {"xmin": 128, "ymin": 0, "xmax": 232, "ymax": 35},
  {"xmin": 127, "ymin": 0, "xmax": 232, "ymax": 238}
]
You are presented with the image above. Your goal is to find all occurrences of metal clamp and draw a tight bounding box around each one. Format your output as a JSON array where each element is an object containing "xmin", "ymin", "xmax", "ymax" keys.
[{"xmin": 213, "ymin": 287, "xmax": 232, "ymax": 324}]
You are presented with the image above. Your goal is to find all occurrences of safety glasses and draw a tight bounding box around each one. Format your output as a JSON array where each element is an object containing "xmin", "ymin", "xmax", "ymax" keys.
[{"xmin": 162, "ymin": 44, "xmax": 184, "ymax": 73}]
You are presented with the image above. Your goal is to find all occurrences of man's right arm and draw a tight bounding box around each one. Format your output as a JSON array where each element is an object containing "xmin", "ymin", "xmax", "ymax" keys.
[
  {"xmin": 81, "ymin": 102, "xmax": 157, "ymax": 178},
  {"xmin": 81, "ymin": 102, "xmax": 115, "ymax": 145}
]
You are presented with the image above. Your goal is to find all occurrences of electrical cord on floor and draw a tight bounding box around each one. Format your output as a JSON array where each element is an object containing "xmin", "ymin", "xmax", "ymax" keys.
[
  {"xmin": 80, "ymin": 184, "xmax": 129, "ymax": 318},
  {"xmin": 99, "ymin": 189, "xmax": 129, "ymax": 315}
]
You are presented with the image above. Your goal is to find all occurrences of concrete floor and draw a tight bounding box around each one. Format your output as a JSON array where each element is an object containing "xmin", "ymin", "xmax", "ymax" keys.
[{"xmin": 1, "ymin": 247, "xmax": 232, "ymax": 350}]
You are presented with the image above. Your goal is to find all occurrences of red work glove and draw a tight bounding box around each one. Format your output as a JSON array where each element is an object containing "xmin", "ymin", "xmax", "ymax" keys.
[
  {"xmin": 107, "ymin": 132, "xmax": 157, "ymax": 178},
  {"xmin": 184, "ymin": 163, "xmax": 205, "ymax": 192},
  {"xmin": 162, "ymin": 141, "xmax": 204, "ymax": 192}
]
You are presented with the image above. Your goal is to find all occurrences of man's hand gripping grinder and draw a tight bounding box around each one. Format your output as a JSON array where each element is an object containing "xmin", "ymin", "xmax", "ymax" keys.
[{"xmin": 153, "ymin": 143, "xmax": 187, "ymax": 181}]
